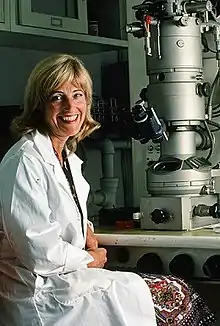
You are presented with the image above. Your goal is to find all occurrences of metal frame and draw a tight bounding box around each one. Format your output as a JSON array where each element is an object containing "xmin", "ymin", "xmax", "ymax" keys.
[
  {"xmin": 18, "ymin": 0, "xmax": 88, "ymax": 34},
  {"xmin": 0, "ymin": 0, "xmax": 10, "ymax": 31}
]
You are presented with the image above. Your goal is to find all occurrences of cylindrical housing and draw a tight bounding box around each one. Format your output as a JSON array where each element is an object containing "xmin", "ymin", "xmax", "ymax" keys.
[
  {"xmin": 161, "ymin": 131, "xmax": 197, "ymax": 159},
  {"xmin": 146, "ymin": 17, "xmax": 205, "ymax": 122},
  {"xmin": 147, "ymin": 165, "xmax": 211, "ymax": 195},
  {"xmin": 148, "ymin": 17, "xmax": 202, "ymax": 72},
  {"xmin": 145, "ymin": 16, "xmax": 211, "ymax": 197}
]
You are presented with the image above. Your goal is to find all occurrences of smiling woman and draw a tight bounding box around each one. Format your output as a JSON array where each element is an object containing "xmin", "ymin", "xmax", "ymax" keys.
[{"xmin": 0, "ymin": 54, "xmax": 157, "ymax": 326}]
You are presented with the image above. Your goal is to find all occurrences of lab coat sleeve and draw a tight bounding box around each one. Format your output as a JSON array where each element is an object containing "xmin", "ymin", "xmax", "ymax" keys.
[{"xmin": 1, "ymin": 154, "xmax": 94, "ymax": 276}]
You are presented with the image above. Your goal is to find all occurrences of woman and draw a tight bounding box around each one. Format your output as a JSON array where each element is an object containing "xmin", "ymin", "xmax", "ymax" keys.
[
  {"xmin": 0, "ymin": 53, "xmax": 156, "ymax": 326},
  {"xmin": 0, "ymin": 54, "xmax": 215, "ymax": 326}
]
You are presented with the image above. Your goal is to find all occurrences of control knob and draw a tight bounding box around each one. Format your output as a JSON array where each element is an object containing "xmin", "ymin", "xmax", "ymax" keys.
[
  {"xmin": 209, "ymin": 203, "xmax": 220, "ymax": 219},
  {"xmin": 197, "ymin": 82, "xmax": 211, "ymax": 97},
  {"xmin": 150, "ymin": 208, "xmax": 170, "ymax": 224}
]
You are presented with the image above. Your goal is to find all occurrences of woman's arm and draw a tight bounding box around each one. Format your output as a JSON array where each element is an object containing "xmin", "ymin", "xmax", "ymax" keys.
[{"xmin": 85, "ymin": 223, "xmax": 108, "ymax": 268}]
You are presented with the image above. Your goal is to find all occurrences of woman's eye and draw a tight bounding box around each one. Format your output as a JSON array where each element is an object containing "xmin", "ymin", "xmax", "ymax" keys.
[
  {"xmin": 73, "ymin": 92, "xmax": 84, "ymax": 100},
  {"xmin": 50, "ymin": 94, "xmax": 63, "ymax": 102}
]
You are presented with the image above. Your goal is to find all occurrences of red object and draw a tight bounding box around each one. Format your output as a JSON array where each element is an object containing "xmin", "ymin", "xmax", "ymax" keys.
[
  {"xmin": 115, "ymin": 220, "xmax": 134, "ymax": 230},
  {"xmin": 145, "ymin": 15, "xmax": 152, "ymax": 25}
]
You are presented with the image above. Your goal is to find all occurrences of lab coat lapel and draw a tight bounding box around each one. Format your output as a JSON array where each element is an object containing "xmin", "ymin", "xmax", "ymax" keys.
[
  {"xmin": 67, "ymin": 152, "xmax": 89, "ymax": 216},
  {"xmin": 32, "ymin": 131, "xmax": 74, "ymax": 201},
  {"xmin": 53, "ymin": 161, "xmax": 74, "ymax": 201}
]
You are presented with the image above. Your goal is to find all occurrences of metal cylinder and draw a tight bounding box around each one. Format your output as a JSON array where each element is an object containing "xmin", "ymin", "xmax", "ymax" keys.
[
  {"xmin": 161, "ymin": 131, "xmax": 197, "ymax": 159},
  {"xmin": 146, "ymin": 17, "xmax": 205, "ymax": 122},
  {"xmin": 147, "ymin": 166, "xmax": 211, "ymax": 195},
  {"xmin": 148, "ymin": 17, "xmax": 202, "ymax": 72}
]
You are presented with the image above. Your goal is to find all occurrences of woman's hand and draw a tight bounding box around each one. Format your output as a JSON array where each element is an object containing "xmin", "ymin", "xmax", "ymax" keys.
[
  {"xmin": 86, "ymin": 225, "xmax": 98, "ymax": 250},
  {"xmin": 86, "ymin": 225, "xmax": 107, "ymax": 268},
  {"xmin": 87, "ymin": 248, "xmax": 107, "ymax": 268}
]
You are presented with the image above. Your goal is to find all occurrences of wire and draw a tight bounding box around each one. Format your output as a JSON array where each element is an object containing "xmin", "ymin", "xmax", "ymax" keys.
[
  {"xmin": 198, "ymin": 120, "xmax": 220, "ymax": 132},
  {"xmin": 208, "ymin": 48, "xmax": 218, "ymax": 54},
  {"xmin": 207, "ymin": 120, "xmax": 220, "ymax": 132},
  {"xmin": 212, "ymin": 104, "xmax": 220, "ymax": 118},
  {"xmin": 212, "ymin": 112, "xmax": 220, "ymax": 118},
  {"xmin": 204, "ymin": 120, "xmax": 215, "ymax": 160},
  {"xmin": 213, "ymin": 103, "xmax": 220, "ymax": 111},
  {"xmin": 206, "ymin": 69, "xmax": 220, "ymax": 119}
]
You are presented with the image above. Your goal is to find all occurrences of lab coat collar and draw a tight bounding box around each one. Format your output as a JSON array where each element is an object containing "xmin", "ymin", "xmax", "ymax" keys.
[
  {"xmin": 32, "ymin": 130, "xmax": 83, "ymax": 168},
  {"xmin": 31, "ymin": 131, "xmax": 83, "ymax": 202}
]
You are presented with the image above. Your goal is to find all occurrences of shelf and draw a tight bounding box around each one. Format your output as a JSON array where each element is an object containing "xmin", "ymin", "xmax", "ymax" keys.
[{"xmin": 0, "ymin": 25, "xmax": 128, "ymax": 54}]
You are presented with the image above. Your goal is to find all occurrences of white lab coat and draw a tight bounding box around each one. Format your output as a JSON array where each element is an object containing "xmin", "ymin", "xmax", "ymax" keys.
[{"xmin": 0, "ymin": 131, "xmax": 156, "ymax": 326}]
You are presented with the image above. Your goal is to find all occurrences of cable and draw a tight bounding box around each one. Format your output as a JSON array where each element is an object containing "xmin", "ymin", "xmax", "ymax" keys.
[
  {"xmin": 206, "ymin": 69, "xmax": 220, "ymax": 119},
  {"xmin": 204, "ymin": 120, "xmax": 215, "ymax": 160},
  {"xmin": 212, "ymin": 111, "xmax": 220, "ymax": 118},
  {"xmin": 207, "ymin": 120, "xmax": 220, "ymax": 132},
  {"xmin": 198, "ymin": 120, "xmax": 220, "ymax": 132},
  {"xmin": 212, "ymin": 104, "xmax": 220, "ymax": 118},
  {"xmin": 213, "ymin": 103, "xmax": 220, "ymax": 111}
]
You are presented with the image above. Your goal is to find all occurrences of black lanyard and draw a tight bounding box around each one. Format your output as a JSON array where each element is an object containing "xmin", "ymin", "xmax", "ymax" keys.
[{"xmin": 62, "ymin": 151, "xmax": 85, "ymax": 237}]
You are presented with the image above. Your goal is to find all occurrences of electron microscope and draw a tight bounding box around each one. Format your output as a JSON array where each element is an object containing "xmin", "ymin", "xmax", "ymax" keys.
[
  {"xmin": 126, "ymin": 0, "xmax": 220, "ymax": 231},
  {"xmin": 98, "ymin": 1, "xmax": 220, "ymax": 285}
]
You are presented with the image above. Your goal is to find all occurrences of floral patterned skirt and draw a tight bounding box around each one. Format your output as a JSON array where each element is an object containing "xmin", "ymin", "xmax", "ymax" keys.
[{"xmin": 140, "ymin": 273, "xmax": 216, "ymax": 326}]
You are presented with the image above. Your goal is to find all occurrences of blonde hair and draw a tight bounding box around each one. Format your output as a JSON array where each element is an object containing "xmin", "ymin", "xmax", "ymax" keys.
[{"xmin": 11, "ymin": 53, "xmax": 100, "ymax": 152}]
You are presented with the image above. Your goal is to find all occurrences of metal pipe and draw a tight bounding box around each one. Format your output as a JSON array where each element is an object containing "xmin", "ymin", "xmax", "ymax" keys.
[
  {"xmin": 88, "ymin": 138, "xmax": 119, "ymax": 208},
  {"xmin": 100, "ymin": 138, "xmax": 115, "ymax": 178}
]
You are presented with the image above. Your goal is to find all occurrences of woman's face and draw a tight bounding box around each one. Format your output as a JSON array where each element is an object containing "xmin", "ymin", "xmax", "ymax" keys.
[{"xmin": 44, "ymin": 81, "xmax": 87, "ymax": 141}]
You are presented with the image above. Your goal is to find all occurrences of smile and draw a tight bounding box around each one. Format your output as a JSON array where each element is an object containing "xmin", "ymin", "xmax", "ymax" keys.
[{"xmin": 60, "ymin": 114, "xmax": 79, "ymax": 122}]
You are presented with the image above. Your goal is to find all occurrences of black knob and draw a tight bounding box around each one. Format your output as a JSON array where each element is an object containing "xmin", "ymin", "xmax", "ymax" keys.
[
  {"xmin": 169, "ymin": 254, "xmax": 195, "ymax": 278},
  {"xmin": 157, "ymin": 73, "xmax": 165, "ymax": 82},
  {"xmin": 139, "ymin": 87, "xmax": 148, "ymax": 101},
  {"xmin": 197, "ymin": 82, "xmax": 211, "ymax": 97},
  {"xmin": 150, "ymin": 209, "xmax": 170, "ymax": 224},
  {"xmin": 137, "ymin": 253, "xmax": 164, "ymax": 274},
  {"xmin": 209, "ymin": 203, "xmax": 220, "ymax": 219},
  {"xmin": 203, "ymin": 255, "xmax": 220, "ymax": 279}
]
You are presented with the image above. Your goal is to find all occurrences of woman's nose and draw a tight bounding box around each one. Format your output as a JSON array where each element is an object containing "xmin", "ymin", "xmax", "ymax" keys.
[{"xmin": 63, "ymin": 96, "xmax": 75, "ymax": 110}]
